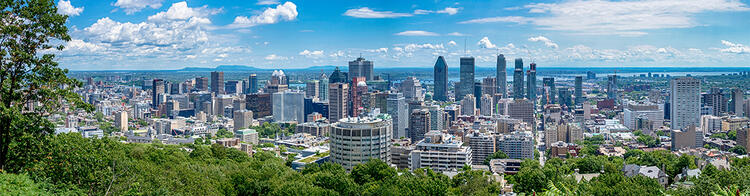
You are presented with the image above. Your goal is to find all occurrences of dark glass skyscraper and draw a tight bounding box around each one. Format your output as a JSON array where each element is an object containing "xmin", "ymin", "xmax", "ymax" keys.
[
  {"xmin": 513, "ymin": 58, "xmax": 524, "ymax": 99},
  {"xmin": 575, "ymin": 76, "xmax": 583, "ymax": 106},
  {"xmin": 433, "ymin": 56, "xmax": 448, "ymax": 101},
  {"xmin": 457, "ymin": 57, "xmax": 475, "ymax": 101},
  {"xmin": 329, "ymin": 67, "xmax": 349, "ymax": 84},
  {"xmin": 248, "ymin": 74, "xmax": 258, "ymax": 94},
  {"xmin": 496, "ymin": 54, "xmax": 507, "ymax": 98},
  {"xmin": 211, "ymin": 71, "xmax": 224, "ymax": 94},
  {"xmin": 526, "ymin": 62, "xmax": 537, "ymax": 101},
  {"xmin": 152, "ymin": 79, "xmax": 164, "ymax": 109},
  {"xmin": 607, "ymin": 75, "xmax": 617, "ymax": 99}
]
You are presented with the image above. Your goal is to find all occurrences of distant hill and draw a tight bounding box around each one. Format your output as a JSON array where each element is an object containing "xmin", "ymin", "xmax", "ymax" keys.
[{"xmin": 178, "ymin": 65, "xmax": 345, "ymax": 72}]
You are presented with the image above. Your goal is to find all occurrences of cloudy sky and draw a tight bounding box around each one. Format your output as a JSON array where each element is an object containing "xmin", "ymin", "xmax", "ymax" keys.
[{"xmin": 52, "ymin": 0, "xmax": 750, "ymax": 70}]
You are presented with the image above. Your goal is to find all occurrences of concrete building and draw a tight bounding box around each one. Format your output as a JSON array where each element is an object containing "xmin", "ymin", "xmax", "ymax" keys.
[
  {"xmin": 671, "ymin": 126, "xmax": 703, "ymax": 151},
  {"xmin": 409, "ymin": 130, "xmax": 471, "ymax": 172},
  {"xmin": 722, "ymin": 117, "xmax": 749, "ymax": 132},
  {"xmin": 737, "ymin": 128, "xmax": 750, "ymax": 151},
  {"xmin": 387, "ymin": 92, "xmax": 408, "ymax": 139},
  {"xmin": 195, "ymin": 77, "xmax": 208, "ymax": 91},
  {"xmin": 233, "ymin": 110, "xmax": 254, "ymax": 130},
  {"xmin": 391, "ymin": 139, "xmax": 414, "ymax": 170},
  {"xmin": 152, "ymin": 79, "xmax": 164, "ymax": 108},
  {"xmin": 623, "ymin": 101, "xmax": 664, "ymax": 131},
  {"xmin": 400, "ymin": 77, "xmax": 423, "ymax": 101},
  {"xmin": 115, "ymin": 111, "xmax": 128, "ymax": 132},
  {"xmin": 328, "ymin": 83, "xmax": 349, "ymax": 123},
  {"xmin": 461, "ymin": 94, "xmax": 476, "ymax": 116},
  {"xmin": 427, "ymin": 105, "xmax": 445, "ymax": 131},
  {"xmin": 349, "ymin": 57, "xmax": 374, "ymax": 81},
  {"xmin": 508, "ymin": 99, "xmax": 535, "ymax": 125},
  {"xmin": 670, "ymin": 77, "xmax": 701, "ymax": 130},
  {"xmin": 466, "ymin": 132, "xmax": 496, "ymax": 165},
  {"xmin": 330, "ymin": 113, "xmax": 392, "ymax": 171},
  {"xmin": 234, "ymin": 129, "xmax": 259, "ymax": 144},
  {"xmin": 457, "ymin": 57, "xmax": 475, "ymax": 101},
  {"xmin": 732, "ymin": 88, "xmax": 744, "ymax": 116},
  {"xmin": 272, "ymin": 90, "xmax": 305, "ymax": 123},
  {"xmin": 545, "ymin": 122, "xmax": 583, "ymax": 148},
  {"xmin": 305, "ymin": 80, "xmax": 319, "ymax": 98},
  {"xmin": 408, "ymin": 109, "xmax": 431, "ymax": 142},
  {"xmin": 496, "ymin": 131, "xmax": 534, "ymax": 159},
  {"xmin": 481, "ymin": 94, "xmax": 493, "ymax": 116},
  {"xmin": 701, "ymin": 115, "xmax": 723, "ymax": 134},
  {"xmin": 296, "ymin": 121, "xmax": 330, "ymax": 137},
  {"xmin": 482, "ymin": 77, "xmax": 497, "ymax": 99},
  {"xmin": 246, "ymin": 93, "xmax": 272, "ymax": 118}
]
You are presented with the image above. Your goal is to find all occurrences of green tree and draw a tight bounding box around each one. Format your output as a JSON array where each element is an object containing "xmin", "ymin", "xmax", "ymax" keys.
[
  {"xmin": 351, "ymin": 159, "xmax": 397, "ymax": 185},
  {"xmin": 483, "ymin": 150, "xmax": 508, "ymax": 165},
  {"xmin": 0, "ymin": 0, "xmax": 90, "ymax": 170}
]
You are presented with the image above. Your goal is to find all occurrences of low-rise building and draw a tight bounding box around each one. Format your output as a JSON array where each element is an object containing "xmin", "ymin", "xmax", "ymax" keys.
[{"xmin": 409, "ymin": 130, "xmax": 471, "ymax": 172}]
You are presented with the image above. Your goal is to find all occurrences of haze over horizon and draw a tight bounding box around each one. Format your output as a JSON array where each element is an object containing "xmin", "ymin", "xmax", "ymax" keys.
[{"xmin": 51, "ymin": 0, "xmax": 750, "ymax": 70}]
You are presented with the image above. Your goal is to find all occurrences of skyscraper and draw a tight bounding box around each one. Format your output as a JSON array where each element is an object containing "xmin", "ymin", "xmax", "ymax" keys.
[
  {"xmin": 400, "ymin": 77, "xmax": 423, "ymax": 101},
  {"xmin": 349, "ymin": 57, "xmax": 374, "ymax": 81},
  {"xmin": 433, "ymin": 56, "xmax": 448, "ymax": 101},
  {"xmin": 248, "ymin": 74, "xmax": 258, "ymax": 94},
  {"xmin": 513, "ymin": 58, "xmax": 524, "ymax": 99},
  {"xmin": 329, "ymin": 67, "xmax": 349, "ymax": 84},
  {"xmin": 732, "ymin": 88, "xmax": 744, "ymax": 117},
  {"xmin": 408, "ymin": 109, "xmax": 431, "ymax": 141},
  {"xmin": 670, "ymin": 77, "xmax": 701, "ymax": 130},
  {"xmin": 152, "ymin": 79, "xmax": 164, "ymax": 109},
  {"xmin": 318, "ymin": 73, "xmax": 329, "ymax": 102},
  {"xmin": 526, "ymin": 62, "xmax": 537, "ymax": 101},
  {"xmin": 461, "ymin": 94, "xmax": 476, "ymax": 116},
  {"xmin": 457, "ymin": 57, "xmax": 475, "ymax": 101},
  {"xmin": 211, "ymin": 71, "xmax": 225, "ymax": 94},
  {"xmin": 482, "ymin": 77, "xmax": 496, "ymax": 98},
  {"xmin": 350, "ymin": 77, "xmax": 367, "ymax": 117},
  {"xmin": 607, "ymin": 75, "xmax": 617, "ymax": 99},
  {"xmin": 195, "ymin": 77, "xmax": 208, "ymax": 91},
  {"xmin": 272, "ymin": 90, "xmax": 305, "ymax": 123},
  {"xmin": 575, "ymin": 76, "xmax": 583, "ymax": 106},
  {"xmin": 305, "ymin": 80, "xmax": 319, "ymax": 98},
  {"xmin": 542, "ymin": 77, "xmax": 556, "ymax": 104},
  {"xmin": 328, "ymin": 83, "xmax": 349, "ymax": 123},
  {"xmin": 496, "ymin": 54, "xmax": 507, "ymax": 98},
  {"xmin": 387, "ymin": 92, "xmax": 408, "ymax": 139}
]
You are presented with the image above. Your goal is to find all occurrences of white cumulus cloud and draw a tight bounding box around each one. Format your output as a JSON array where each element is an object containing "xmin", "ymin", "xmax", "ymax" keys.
[
  {"xmin": 230, "ymin": 2, "xmax": 298, "ymax": 28},
  {"xmin": 256, "ymin": 0, "xmax": 279, "ymax": 5},
  {"xmin": 299, "ymin": 50, "xmax": 324, "ymax": 58},
  {"xmin": 57, "ymin": 0, "xmax": 83, "ymax": 16},
  {"xmin": 265, "ymin": 54, "xmax": 288, "ymax": 60},
  {"xmin": 720, "ymin": 40, "xmax": 750, "ymax": 54},
  {"xmin": 147, "ymin": 1, "xmax": 220, "ymax": 22},
  {"xmin": 478, "ymin": 37, "xmax": 497, "ymax": 49},
  {"xmin": 528, "ymin": 36, "xmax": 558, "ymax": 48}
]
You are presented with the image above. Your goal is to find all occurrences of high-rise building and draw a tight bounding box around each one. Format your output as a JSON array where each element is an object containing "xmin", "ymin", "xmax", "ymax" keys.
[
  {"xmin": 427, "ymin": 105, "xmax": 445, "ymax": 131},
  {"xmin": 329, "ymin": 67, "xmax": 349, "ymax": 84},
  {"xmin": 400, "ymin": 77, "xmax": 423, "ymax": 101},
  {"xmin": 482, "ymin": 77, "xmax": 497, "ymax": 98},
  {"xmin": 545, "ymin": 122, "xmax": 583, "ymax": 147},
  {"xmin": 586, "ymin": 71, "xmax": 596, "ymax": 80},
  {"xmin": 328, "ymin": 83, "xmax": 349, "ymax": 123},
  {"xmin": 152, "ymin": 79, "xmax": 164, "ymax": 109},
  {"xmin": 575, "ymin": 76, "xmax": 583, "ymax": 106},
  {"xmin": 246, "ymin": 93, "xmax": 272, "ymax": 118},
  {"xmin": 408, "ymin": 109, "xmax": 431, "ymax": 141},
  {"xmin": 211, "ymin": 71, "xmax": 225, "ymax": 94},
  {"xmin": 513, "ymin": 58, "xmax": 524, "ymax": 99},
  {"xmin": 623, "ymin": 102, "xmax": 664, "ymax": 131},
  {"xmin": 387, "ymin": 92, "xmax": 408, "ymax": 139},
  {"xmin": 508, "ymin": 99, "xmax": 534, "ymax": 125},
  {"xmin": 318, "ymin": 73, "xmax": 329, "ymax": 101},
  {"xmin": 306, "ymin": 80, "xmax": 319, "ymax": 98},
  {"xmin": 496, "ymin": 131, "xmax": 534, "ymax": 159},
  {"xmin": 409, "ymin": 130, "xmax": 471, "ymax": 172},
  {"xmin": 461, "ymin": 94, "xmax": 476, "ymax": 116},
  {"xmin": 480, "ymin": 94, "xmax": 493, "ymax": 116},
  {"xmin": 466, "ymin": 132, "xmax": 495, "ymax": 165},
  {"xmin": 703, "ymin": 87, "xmax": 728, "ymax": 116},
  {"xmin": 558, "ymin": 88, "xmax": 572, "ymax": 108},
  {"xmin": 233, "ymin": 110, "xmax": 254, "ymax": 130},
  {"xmin": 670, "ymin": 77, "xmax": 701, "ymax": 130},
  {"xmin": 606, "ymin": 75, "xmax": 617, "ymax": 99},
  {"xmin": 526, "ymin": 63, "xmax": 537, "ymax": 101},
  {"xmin": 349, "ymin": 57, "xmax": 374, "ymax": 81},
  {"xmin": 737, "ymin": 128, "xmax": 750, "ymax": 151},
  {"xmin": 433, "ymin": 56, "xmax": 449, "ymax": 101},
  {"xmin": 234, "ymin": 129, "xmax": 259, "ymax": 145},
  {"xmin": 542, "ymin": 77, "xmax": 556, "ymax": 104},
  {"xmin": 195, "ymin": 77, "xmax": 208, "ymax": 91},
  {"xmin": 457, "ymin": 57, "xmax": 475, "ymax": 101},
  {"xmin": 701, "ymin": 115, "xmax": 723, "ymax": 134},
  {"xmin": 265, "ymin": 70, "xmax": 289, "ymax": 94},
  {"xmin": 248, "ymin": 74, "xmax": 258, "ymax": 94},
  {"xmin": 330, "ymin": 113, "xmax": 392, "ymax": 171},
  {"xmin": 474, "ymin": 82, "xmax": 483, "ymax": 108},
  {"xmin": 272, "ymin": 90, "xmax": 305, "ymax": 123},
  {"xmin": 496, "ymin": 54, "xmax": 507, "ymax": 98},
  {"xmin": 225, "ymin": 80, "xmax": 242, "ymax": 94},
  {"xmin": 732, "ymin": 88, "xmax": 744, "ymax": 117},
  {"xmin": 115, "ymin": 111, "xmax": 128, "ymax": 132}
]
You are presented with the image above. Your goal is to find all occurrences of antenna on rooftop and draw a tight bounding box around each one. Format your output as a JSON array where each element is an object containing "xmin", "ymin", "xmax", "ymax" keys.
[{"xmin": 464, "ymin": 37, "xmax": 467, "ymax": 55}]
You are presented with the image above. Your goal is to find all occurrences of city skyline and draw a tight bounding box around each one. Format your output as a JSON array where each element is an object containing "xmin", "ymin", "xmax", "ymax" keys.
[{"xmin": 50, "ymin": 0, "xmax": 750, "ymax": 70}]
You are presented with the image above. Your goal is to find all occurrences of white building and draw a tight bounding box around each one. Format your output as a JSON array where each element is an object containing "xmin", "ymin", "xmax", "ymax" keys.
[
  {"xmin": 623, "ymin": 101, "xmax": 664, "ymax": 131},
  {"xmin": 330, "ymin": 113, "xmax": 392, "ymax": 171},
  {"xmin": 700, "ymin": 115, "xmax": 723, "ymax": 134},
  {"xmin": 409, "ymin": 130, "xmax": 471, "ymax": 172},
  {"xmin": 670, "ymin": 77, "xmax": 701, "ymax": 130},
  {"xmin": 461, "ymin": 94, "xmax": 476, "ymax": 116},
  {"xmin": 272, "ymin": 90, "xmax": 305, "ymax": 123}
]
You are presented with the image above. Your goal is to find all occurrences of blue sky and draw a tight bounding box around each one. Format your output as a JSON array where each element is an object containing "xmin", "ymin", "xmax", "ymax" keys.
[{"xmin": 51, "ymin": 0, "xmax": 750, "ymax": 70}]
